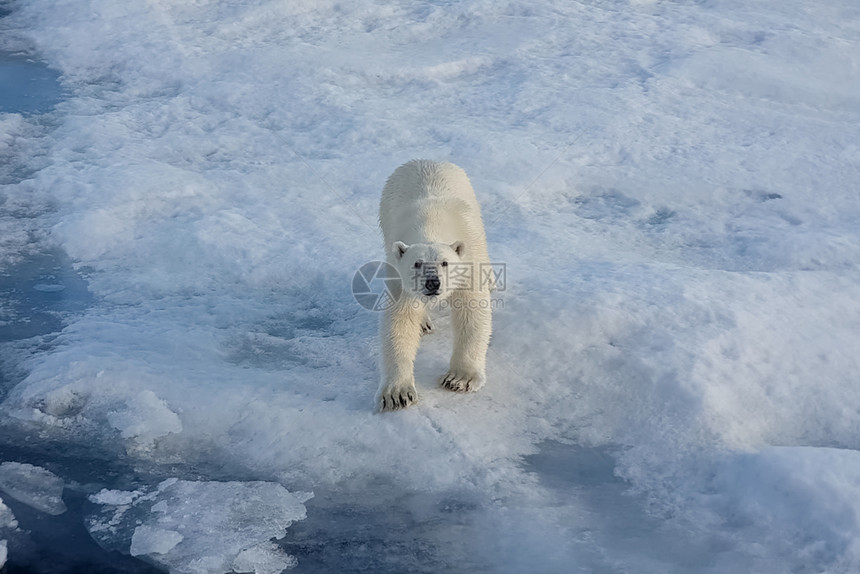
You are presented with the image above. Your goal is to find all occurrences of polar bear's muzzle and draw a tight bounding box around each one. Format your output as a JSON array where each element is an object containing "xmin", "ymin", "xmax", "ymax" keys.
[{"xmin": 423, "ymin": 272, "xmax": 441, "ymax": 296}]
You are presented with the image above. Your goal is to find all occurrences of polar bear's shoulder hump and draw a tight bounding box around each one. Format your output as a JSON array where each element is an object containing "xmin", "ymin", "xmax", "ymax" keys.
[{"xmin": 382, "ymin": 160, "xmax": 475, "ymax": 202}]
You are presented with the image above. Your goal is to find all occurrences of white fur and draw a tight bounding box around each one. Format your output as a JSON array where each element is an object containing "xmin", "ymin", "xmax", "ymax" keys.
[{"xmin": 377, "ymin": 160, "xmax": 492, "ymax": 411}]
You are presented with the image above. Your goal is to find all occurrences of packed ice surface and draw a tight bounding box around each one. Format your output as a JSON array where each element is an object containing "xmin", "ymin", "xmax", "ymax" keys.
[
  {"xmin": 0, "ymin": 461, "xmax": 66, "ymax": 516},
  {"xmin": 87, "ymin": 479, "xmax": 310, "ymax": 574},
  {"xmin": 710, "ymin": 447, "xmax": 860, "ymax": 570},
  {"xmin": 1, "ymin": 0, "xmax": 859, "ymax": 572}
]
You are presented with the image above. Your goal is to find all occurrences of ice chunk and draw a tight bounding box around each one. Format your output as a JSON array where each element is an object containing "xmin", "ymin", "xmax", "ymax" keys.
[
  {"xmin": 0, "ymin": 496, "xmax": 16, "ymax": 568},
  {"xmin": 0, "ymin": 462, "xmax": 67, "ymax": 515},
  {"xmin": 89, "ymin": 488, "xmax": 143, "ymax": 506},
  {"xmin": 39, "ymin": 385, "xmax": 89, "ymax": 418},
  {"xmin": 130, "ymin": 525, "xmax": 183, "ymax": 556},
  {"xmin": 106, "ymin": 390, "xmax": 182, "ymax": 449},
  {"xmin": 87, "ymin": 479, "xmax": 311, "ymax": 574},
  {"xmin": 232, "ymin": 542, "xmax": 297, "ymax": 574},
  {"xmin": 0, "ymin": 497, "xmax": 17, "ymax": 529}
]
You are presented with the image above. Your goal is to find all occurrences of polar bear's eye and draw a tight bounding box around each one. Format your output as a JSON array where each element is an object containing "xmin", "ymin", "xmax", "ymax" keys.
[
  {"xmin": 441, "ymin": 261, "xmax": 448, "ymax": 267},
  {"xmin": 414, "ymin": 260, "xmax": 422, "ymax": 269}
]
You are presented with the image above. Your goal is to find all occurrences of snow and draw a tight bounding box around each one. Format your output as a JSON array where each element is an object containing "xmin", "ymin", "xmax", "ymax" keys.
[
  {"xmin": 709, "ymin": 446, "xmax": 860, "ymax": 571},
  {"xmin": 1, "ymin": 0, "xmax": 859, "ymax": 572},
  {"xmin": 0, "ymin": 462, "xmax": 66, "ymax": 516},
  {"xmin": 87, "ymin": 479, "xmax": 309, "ymax": 574}
]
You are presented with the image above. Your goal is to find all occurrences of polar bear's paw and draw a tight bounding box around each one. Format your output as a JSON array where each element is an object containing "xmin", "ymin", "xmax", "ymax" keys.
[
  {"xmin": 420, "ymin": 316, "xmax": 434, "ymax": 336},
  {"xmin": 440, "ymin": 369, "xmax": 485, "ymax": 393},
  {"xmin": 378, "ymin": 382, "xmax": 418, "ymax": 412}
]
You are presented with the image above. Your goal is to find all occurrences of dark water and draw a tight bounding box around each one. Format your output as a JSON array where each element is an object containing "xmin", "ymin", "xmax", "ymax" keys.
[
  {"xmin": 0, "ymin": 36, "xmax": 155, "ymax": 572},
  {"xmin": 0, "ymin": 239, "xmax": 157, "ymax": 573},
  {"xmin": 0, "ymin": 454, "xmax": 162, "ymax": 574},
  {"xmin": 0, "ymin": 250, "xmax": 90, "ymax": 345},
  {"xmin": 0, "ymin": 251, "xmax": 153, "ymax": 572}
]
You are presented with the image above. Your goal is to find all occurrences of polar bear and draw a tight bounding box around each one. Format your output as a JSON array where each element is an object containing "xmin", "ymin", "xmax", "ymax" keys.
[{"xmin": 377, "ymin": 160, "xmax": 493, "ymax": 411}]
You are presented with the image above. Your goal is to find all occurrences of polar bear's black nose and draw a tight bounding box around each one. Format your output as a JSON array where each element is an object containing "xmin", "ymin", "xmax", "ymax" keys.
[{"xmin": 424, "ymin": 276, "xmax": 441, "ymax": 295}]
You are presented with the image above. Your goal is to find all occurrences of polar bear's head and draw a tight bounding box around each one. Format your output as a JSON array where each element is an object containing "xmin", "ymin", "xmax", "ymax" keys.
[{"xmin": 391, "ymin": 240, "xmax": 465, "ymax": 299}]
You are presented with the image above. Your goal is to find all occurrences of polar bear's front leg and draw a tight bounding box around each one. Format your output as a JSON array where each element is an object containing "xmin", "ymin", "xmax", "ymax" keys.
[
  {"xmin": 442, "ymin": 292, "xmax": 492, "ymax": 393},
  {"xmin": 377, "ymin": 301, "xmax": 423, "ymax": 411},
  {"xmin": 419, "ymin": 310, "xmax": 434, "ymax": 336}
]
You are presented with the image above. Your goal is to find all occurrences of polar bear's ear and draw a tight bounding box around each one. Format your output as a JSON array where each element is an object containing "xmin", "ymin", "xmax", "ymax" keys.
[
  {"xmin": 451, "ymin": 241, "xmax": 465, "ymax": 257},
  {"xmin": 392, "ymin": 241, "xmax": 409, "ymax": 259}
]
